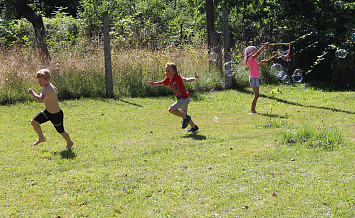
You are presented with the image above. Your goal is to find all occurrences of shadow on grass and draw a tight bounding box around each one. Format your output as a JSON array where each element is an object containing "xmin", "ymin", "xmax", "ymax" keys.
[
  {"xmin": 258, "ymin": 112, "xmax": 288, "ymax": 119},
  {"xmin": 239, "ymin": 88, "xmax": 355, "ymax": 115},
  {"xmin": 57, "ymin": 149, "xmax": 77, "ymax": 159},
  {"xmin": 118, "ymin": 98, "xmax": 143, "ymax": 107},
  {"xmin": 182, "ymin": 133, "xmax": 207, "ymax": 140}
]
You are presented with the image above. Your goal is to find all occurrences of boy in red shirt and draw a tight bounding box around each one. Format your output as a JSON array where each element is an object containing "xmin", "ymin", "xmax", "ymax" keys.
[{"xmin": 148, "ymin": 63, "xmax": 200, "ymax": 133}]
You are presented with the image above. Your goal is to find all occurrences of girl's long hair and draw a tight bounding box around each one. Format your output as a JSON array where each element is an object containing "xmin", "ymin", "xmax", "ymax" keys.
[{"xmin": 244, "ymin": 46, "xmax": 256, "ymax": 67}]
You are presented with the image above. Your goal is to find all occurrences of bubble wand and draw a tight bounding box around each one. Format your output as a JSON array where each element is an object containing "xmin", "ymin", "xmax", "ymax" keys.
[
  {"xmin": 269, "ymin": 43, "xmax": 291, "ymax": 46},
  {"xmin": 265, "ymin": 43, "xmax": 292, "ymax": 62}
]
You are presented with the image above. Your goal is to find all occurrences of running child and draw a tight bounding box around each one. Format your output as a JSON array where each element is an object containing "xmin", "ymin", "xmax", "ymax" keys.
[
  {"xmin": 148, "ymin": 63, "xmax": 200, "ymax": 133},
  {"xmin": 244, "ymin": 42, "xmax": 269, "ymax": 114},
  {"xmin": 28, "ymin": 69, "xmax": 74, "ymax": 149}
]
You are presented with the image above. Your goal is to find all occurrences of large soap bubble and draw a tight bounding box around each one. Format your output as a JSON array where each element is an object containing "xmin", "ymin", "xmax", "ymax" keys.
[
  {"xmin": 209, "ymin": 52, "xmax": 217, "ymax": 61},
  {"xmin": 271, "ymin": 63, "xmax": 283, "ymax": 76},
  {"xmin": 291, "ymin": 69, "xmax": 304, "ymax": 83},
  {"xmin": 280, "ymin": 74, "xmax": 290, "ymax": 84},
  {"xmin": 335, "ymin": 49, "xmax": 348, "ymax": 58},
  {"xmin": 276, "ymin": 71, "xmax": 286, "ymax": 79}
]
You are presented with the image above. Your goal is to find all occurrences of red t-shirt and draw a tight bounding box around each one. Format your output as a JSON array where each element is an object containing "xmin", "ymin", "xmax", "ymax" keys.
[{"xmin": 162, "ymin": 74, "xmax": 189, "ymax": 99}]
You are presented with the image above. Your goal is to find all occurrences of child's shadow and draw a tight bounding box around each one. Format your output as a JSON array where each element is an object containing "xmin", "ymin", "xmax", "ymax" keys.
[
  {"xmin": 58, "ymin": 149, "xmax": 77, "ymax": 159},
  {"xmin": 182, "ymin": 133, "xmax": 207, "ymax": 140}
]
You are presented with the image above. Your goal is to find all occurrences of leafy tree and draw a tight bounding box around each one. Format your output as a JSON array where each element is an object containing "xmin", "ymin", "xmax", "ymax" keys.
[
  {"xmin": 31, "ymin": 0, "xmax": 80, "ymax": 17},
  {"xmin": 1, "ymin": 0, "xmax": 50, "ymax": 61}
]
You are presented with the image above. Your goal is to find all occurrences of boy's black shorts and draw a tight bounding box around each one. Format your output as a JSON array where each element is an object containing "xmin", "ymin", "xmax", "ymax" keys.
[{"xmin": 33, "ymin": 109, "xmax": 65, "ymax": 133}]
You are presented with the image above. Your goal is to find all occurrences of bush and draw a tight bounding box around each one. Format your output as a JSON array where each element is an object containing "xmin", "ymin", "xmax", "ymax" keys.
[
  {"xmin": 44, "ymin": 15, "xmax": 82, "ymax": 52},
  {"xmin": 330, "ymin": 43, "xmax": 355, "ymax": 89},
  {"xmin": 0, "ymin": 19, "xmax": 33, "ymax": 47}
]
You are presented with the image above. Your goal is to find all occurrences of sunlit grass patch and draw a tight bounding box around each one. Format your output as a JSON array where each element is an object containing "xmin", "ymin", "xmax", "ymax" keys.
[
  {"xmin": 278, "ymin": 125, "xmax": 348, "ymax": 150},
  {"xmin": 254, "ymin": 119, "xmax": 289, "ymax": 129}
]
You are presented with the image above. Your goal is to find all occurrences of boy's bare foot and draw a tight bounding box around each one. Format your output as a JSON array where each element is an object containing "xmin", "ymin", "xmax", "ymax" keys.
[
  {"xmin": 66, "ymin": 141, "xmax": 74, "ymax": 150},
  {"xmin": 32, "ymin": 137, "xmax": 46, "ymax": 146}
]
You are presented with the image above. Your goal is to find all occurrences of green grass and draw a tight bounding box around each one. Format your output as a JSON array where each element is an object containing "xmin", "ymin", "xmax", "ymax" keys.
[{"xmin": 0, "ymin": 84, "xmax": 354, "ymax": 217}]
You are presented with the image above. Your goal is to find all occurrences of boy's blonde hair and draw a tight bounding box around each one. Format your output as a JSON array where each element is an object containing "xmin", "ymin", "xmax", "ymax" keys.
[
  {"xmin": 166, "ymin": 63, "xmax": 178, "ymax": 74},
  {"xmin": 36, "ymin": 69, "xmax": 51, "ymax": 80}
]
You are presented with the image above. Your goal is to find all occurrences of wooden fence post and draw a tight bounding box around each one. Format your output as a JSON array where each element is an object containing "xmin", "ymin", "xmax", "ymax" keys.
[
  {"xmin": 223, "ymin": 6, "xmax": 232, "ymax": 89},
  {"xmin": 206, "ymin": 0, "xmax": 215, "ymax": 51},
  {"xmin": 103, "ymin": 11, "xmax": 114, "ymax": 98}
]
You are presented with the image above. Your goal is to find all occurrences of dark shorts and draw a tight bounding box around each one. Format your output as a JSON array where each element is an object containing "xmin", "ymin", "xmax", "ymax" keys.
[{"xmin": 33, "ymin": 109, "xmax": 65, "ymax": 133}]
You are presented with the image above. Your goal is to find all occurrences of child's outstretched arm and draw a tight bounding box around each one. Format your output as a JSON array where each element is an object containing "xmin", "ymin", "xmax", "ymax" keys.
[
  {"xmin": 28, "ymin": 88, "xmax": 46, "ymax": 103},
  {"xmin": 254, "ymin": 42, "xmax": 269, "ymax": 58},
  {"xmin": 148, "ymin": 80, "xmax": 164, "ymax": 86},
  {"xmin": 182, "ymin": 72, "xmax": 201, "ymax": 83},
  {"xmin": 258, "ymin": 59, "xmax": 268, "ymax": 66}
]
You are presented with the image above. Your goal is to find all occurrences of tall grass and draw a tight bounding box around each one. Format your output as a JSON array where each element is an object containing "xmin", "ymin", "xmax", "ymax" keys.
[
  {"xmin": 278, "ymin": 125, "xmax": 348, "ymax": 150},
  {"xmin": 0, "ymin": 45, "xmax": 233, "ymax": 104}
]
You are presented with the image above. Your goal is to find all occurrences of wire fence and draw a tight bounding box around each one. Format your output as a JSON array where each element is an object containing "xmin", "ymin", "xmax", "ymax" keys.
[
  {"xmin": 101, "ymin": 9, "xmax": 294, "ymax": 94},
  {"xmin": 0, "ymin": 6, "xmax": 302, "ymax": 103}
]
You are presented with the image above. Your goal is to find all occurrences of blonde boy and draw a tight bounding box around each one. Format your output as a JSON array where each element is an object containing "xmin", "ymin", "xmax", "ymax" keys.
[
  {"xmin": 148, "ymin": 63, "xmax": 200, "ymax": 133},
  {"xmin": 28, "ymin": 69, "xmax": 74, "ymax": 149}
]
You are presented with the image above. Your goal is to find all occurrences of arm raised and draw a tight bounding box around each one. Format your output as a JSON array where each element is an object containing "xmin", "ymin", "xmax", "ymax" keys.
[
  {"xmin": 253, "ymin": 42, "xmax": 269, "ymax": 58},
  {"xmin": 28, "ymin": 88, "xmax": 46, "ymax": 103},
  {"xmin": 182, "ymin": 72, "xmax": 201, "ymax": 83},
  {"xmin": 147, "ymin": 80, "xmax": 164, "ymax": 86}
]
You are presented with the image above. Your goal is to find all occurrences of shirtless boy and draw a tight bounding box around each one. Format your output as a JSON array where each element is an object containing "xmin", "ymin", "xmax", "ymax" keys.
[{"xmin": 28, "ymin": 69, "xmax": 74, "ymax": 149}]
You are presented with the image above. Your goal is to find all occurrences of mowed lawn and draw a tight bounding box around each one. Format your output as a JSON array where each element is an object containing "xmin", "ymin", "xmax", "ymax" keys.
[{"xmin": 0, "ymin": 84, "xmax": 354, "ymax": 217}]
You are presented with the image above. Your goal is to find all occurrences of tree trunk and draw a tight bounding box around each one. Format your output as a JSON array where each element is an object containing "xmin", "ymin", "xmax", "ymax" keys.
[{"xmin": 15, "ymin": 0, "xmax": 51, "ymax": 63}]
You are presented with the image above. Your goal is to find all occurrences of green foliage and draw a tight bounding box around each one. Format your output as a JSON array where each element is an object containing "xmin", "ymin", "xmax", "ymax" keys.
[
  {"xmin": 0, "ymin": 18, "xmax": 32, "ymax": 47},
  {"xmin": 330, "ymin": 43, "xmax": 355, "ymax": 88},
  {"xmin": 30, "ymin": 0, "xmax": 80, "ymax": 17},
  {"xmin": 1, "ymin": 0, "xmax": 354, "ymax": 88},
  {"xmin": 44, "ymin": 9, "xmax": 82, "ymax": 52}
]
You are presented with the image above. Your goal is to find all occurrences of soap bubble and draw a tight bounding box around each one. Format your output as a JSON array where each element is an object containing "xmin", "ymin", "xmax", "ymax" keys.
[
  {"xmin": 224, "ymin": 69, "xmax": 233, "ymax": 76},
  {"xmin": 280, "ymin": 74, "xmax": 290, "ymax": 84},
  {"xmin": 276, "ymin": 71, "xmax": 286, "ymax": 79},
  {"xmin": 271, "ymin": 63, "xmax": 283, "ymax": 75},
  {"xmin": 209, "ymin": 52, "xmax": 217, "ymax": 61},
  {"xmin": 334, "ymin": 1, "xmax": 343, "ymax": 9},
  {"xmin": 224, "ymin": 62, "xmax": 233, "ymax": 76},
  {"xmin": 224, "ymin": 61, "xmax": 234, "ymax": 66},
  {"xmin": 277, "ymin": 49, "xmax": 288, "ymax": 56},
  {"xmin": 291, "ymin": 69, "xmax": 304, "ymax": 82},
  {"xmin": 335, "ymin": 49, "xmax": 348, "ymax": 58},
  {"xmin": 209, "ymin": 89, "xmax": 215, "ymax": 97}
]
